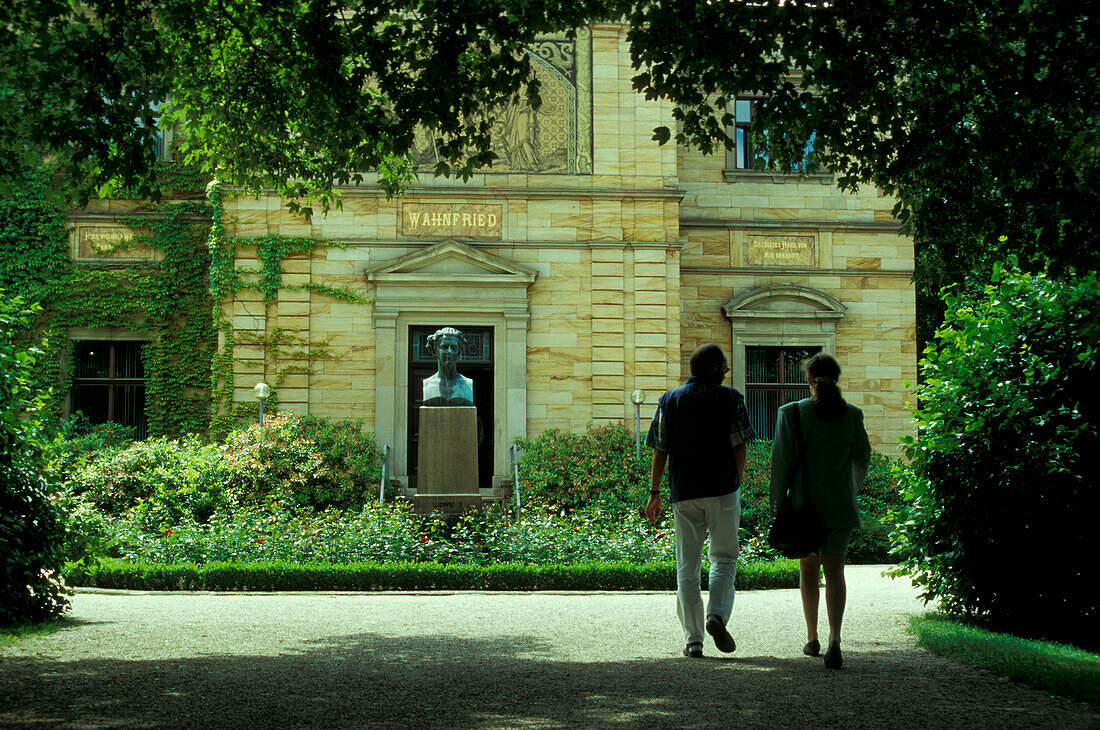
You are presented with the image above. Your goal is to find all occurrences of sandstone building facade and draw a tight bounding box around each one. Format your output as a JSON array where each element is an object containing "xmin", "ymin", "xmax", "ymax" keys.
[{"xmin": 66, "ymin": 24, "xmax": 915, "ymax": 498}]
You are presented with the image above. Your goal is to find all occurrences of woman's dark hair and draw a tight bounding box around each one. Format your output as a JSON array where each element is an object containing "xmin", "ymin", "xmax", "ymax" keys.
[
  {"xmin": 805, "ymin": 353, "xmax": 846, "ymax": 420},
  {"xmin": 689, "ymin": 343, "xmax": 726, "ymax": 381}
]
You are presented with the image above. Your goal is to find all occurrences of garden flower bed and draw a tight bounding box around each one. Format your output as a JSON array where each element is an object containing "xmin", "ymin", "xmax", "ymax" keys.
[{"xmin": 51, "ymin": 414, "xmax": 902, "ymax": 593}]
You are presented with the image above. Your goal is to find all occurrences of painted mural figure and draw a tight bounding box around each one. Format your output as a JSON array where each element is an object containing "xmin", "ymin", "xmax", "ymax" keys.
[
  {"xmin": 422, "ymin": 327, "xmax": 475, "ymax": 407},
  {"xmin": 501, "ymin": 96, "xmax": 542, "ymax": 170}
]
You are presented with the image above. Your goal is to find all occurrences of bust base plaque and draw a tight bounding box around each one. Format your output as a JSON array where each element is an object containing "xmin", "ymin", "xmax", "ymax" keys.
[{"xmin": 414, "ymin": 406, "xmax": 481, "ymax": 515}]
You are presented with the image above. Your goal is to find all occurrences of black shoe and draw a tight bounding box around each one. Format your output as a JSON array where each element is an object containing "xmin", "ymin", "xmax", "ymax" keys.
[
  {"xmin": 705, "ymin": 615, "xmax": 736, "ymax": 653},
  {"xmin": 683, "ymin": 642, "xmax": 704, "ymax": 658},
  {"xmin": 803, "ymin": 639, "xmax": 821, "ymax": 657},
  {"xmin": 824, "ymin": 641, "xmax": 843, "ymax": 669}
]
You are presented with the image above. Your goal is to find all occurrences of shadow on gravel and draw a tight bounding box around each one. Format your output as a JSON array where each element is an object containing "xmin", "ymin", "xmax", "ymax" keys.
[{"xmin": 1, "ymin": 633, "xmax": 1096, "ymax": 729}]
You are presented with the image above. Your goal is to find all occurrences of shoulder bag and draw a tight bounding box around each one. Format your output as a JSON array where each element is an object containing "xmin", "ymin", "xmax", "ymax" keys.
[{"xmin": 768, "ymin": 403, "xmax": 824, "ymax": 559}]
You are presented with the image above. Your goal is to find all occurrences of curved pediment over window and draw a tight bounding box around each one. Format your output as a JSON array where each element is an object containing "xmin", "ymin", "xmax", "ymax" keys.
[
  {"xmin": 721, "ymin": 284, "xmax": 845, "ymax": 393},
  {"xmin": 722, "ymin": 284, "xmax": 845, "ymax": 321}
]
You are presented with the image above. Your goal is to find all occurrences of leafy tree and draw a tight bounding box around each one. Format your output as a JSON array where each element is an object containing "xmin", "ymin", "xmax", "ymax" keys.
[
  {"xmin": 0, "ymin": 293, "xmax": 70, "ymax": 625},
  {"xmin": 890, "ymin": 261, "xmax": 1099, "ymax": 649},
  {"xmin": 4, "ymin": 0, "xmax": 1095, "ymax": 288},
  {"xmin": 624, "ymin": 0, "xmax": 1100, "ymax": 340},
  {"xmin": 1, "ymin": 0, "xmax": 603, "ymax": 215}
]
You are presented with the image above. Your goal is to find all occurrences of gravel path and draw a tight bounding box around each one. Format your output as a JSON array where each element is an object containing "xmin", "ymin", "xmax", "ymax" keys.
[{"xmin": 1, "ymin": 565, "xmax": 1096, "ymax": 729}]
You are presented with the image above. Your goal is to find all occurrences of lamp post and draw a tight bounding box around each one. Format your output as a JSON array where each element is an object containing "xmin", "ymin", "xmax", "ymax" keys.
[
  {"xmin": 254, "ymin": 382, "xmax": 271, "ymax": 426},
  {"xmin": 629, "ymin": 389, "xmax": 647, "ymax": 460}
]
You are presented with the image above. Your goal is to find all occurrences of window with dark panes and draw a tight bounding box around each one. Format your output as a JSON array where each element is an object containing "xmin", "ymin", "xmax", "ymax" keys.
[
  {"xmin": 70, "ymin": 340, "xmax": 147, "ymax": 438},
  {"xmin": 733, "ymin": 98, "xmax": 758, "ymax": 169},
  {"xmin": 745, "ymin": 346, "xmax": 821, "ymax": 440},
  {"xmin": 729, "ymin": 98, "xmax": 816, "ymax": 172}
]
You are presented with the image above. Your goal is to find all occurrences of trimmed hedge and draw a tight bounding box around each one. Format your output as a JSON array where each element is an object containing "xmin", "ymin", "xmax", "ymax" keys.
[{"xmin": 63, "ymin": 558, "xmax": 799, "ymax": 592}]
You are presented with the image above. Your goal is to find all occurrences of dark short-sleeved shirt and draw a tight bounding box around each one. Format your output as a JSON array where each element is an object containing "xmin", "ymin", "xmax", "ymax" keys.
[{"xmin": 645, "ymin": 375, "xmax": 755, "ymax": 503}]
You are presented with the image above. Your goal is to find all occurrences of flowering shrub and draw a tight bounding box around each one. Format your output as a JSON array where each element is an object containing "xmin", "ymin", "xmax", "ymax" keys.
[
  {"xmin": 102, "ymin": 503, "xmax": 678, "ymax": 566},
  {"xmin": 68, "ymin": 435, "xmax": 223, "ymax": 529},
  {"xmin": 219, "ymin": 412, "xmax": 383, "ymax": 512},
  {"xmin": 515, "ymin": 424, "xmax": 651, "ymax": 510},
  {"xmin": 43, "ymin": 415, "xmax": 135, "ymax": 485},
  {"xmin": 516, "ymin": 426, "xmax": 901, "ymax": 564},
  {"xmin": 1, "ymin": 294, "xmax": 69, "ymax": 624},
  {"xmin": 738, "ymin": 439, "xmax": 902, "ymax": 563}
]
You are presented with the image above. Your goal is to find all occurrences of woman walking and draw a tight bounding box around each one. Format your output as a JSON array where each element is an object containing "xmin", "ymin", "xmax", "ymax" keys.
[{"xmin": 770, "ymin": 353, "xmax": 871, "ymax": 669}]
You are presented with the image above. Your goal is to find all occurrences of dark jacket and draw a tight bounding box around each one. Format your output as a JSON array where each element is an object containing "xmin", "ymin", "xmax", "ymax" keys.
[
  {"xmin": 646, "ymin": 376, "xmax": 754, "ymax": 503},
  {"xmin": 769, "ymin": 398, "xmax": 871, "ymax": 528}
]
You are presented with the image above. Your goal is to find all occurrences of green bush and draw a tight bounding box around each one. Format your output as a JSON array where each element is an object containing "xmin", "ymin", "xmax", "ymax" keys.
[
  {"xmin": 0, "ymin": 294, "xmax": 69, "ymax": 625},
  {"xmin": 56, "ymin": 496, "xmax": 116, "ymax": 565},
  {"xmin": 891, "ymin": 262, "xmax": 1099, "ymax": 649},
  {"xmin": 515, "ymin": 426, "xmax": 902, "ymax": 564},
  {"xmin": 43, "ymin": 415, "xmax": 135, "ymax": 485},
  {"xmin": 219, "ymin": 412, "xmax": 384, "ymax": 512},
  {"xmin": 68, "ymin": 435, "xmax": 223, "ymax": 529},
  {"xmin": 514, "ymin": 424, "xmax": 651, "ymax": 510},
  {"xmin": 689, "ymin": 439, "xmax": 902, "ymax": 564},
  {"xmin": 63, "ymin": 557, "xmax": 800, "ymax": 592}
]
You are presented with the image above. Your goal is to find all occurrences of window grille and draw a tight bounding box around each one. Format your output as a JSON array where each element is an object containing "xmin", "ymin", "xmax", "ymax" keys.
[
  {"xmin": 744, "ymin": 346, "xmax": 821, "ymax": 440},
  {"xmin": 70, "ymin": 340, "xmax": 147, "ymax": 439},
  {"xmin": 410, "ymin": 328, "xmax": 493, "ymax": 365}
]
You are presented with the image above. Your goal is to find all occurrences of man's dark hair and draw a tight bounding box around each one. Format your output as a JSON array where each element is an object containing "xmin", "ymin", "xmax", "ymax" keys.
[{"xmin": 689, "ymin": 343, "xmax": 726, "ymax": 378}]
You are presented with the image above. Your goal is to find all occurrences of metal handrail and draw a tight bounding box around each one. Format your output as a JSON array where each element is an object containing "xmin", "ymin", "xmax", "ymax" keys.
[
  {"xmin": 379, "ymin": 444, "xmax": 390, "ymax": 502},
  {"xmin": 511, "ymin": 443, "xmax": 522, "ymax": 510}
]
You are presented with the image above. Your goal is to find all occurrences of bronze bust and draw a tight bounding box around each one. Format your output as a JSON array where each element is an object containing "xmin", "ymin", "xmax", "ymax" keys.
[{"xmin": 422, "ymin": 327, "xmax": 474, "ymax": 406}]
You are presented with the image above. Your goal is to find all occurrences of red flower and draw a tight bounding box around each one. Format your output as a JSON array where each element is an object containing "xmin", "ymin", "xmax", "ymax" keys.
[
  {"xmin": 572, "ymin": 527, "xmax": 579, "ymax": 532},
  {"xmin": 420, "ymin": 536, "xmax": 428, "ymax": 543},
  {"xmin": 257, "ymin": 537, "xmax": 265, "ymax": 543}
]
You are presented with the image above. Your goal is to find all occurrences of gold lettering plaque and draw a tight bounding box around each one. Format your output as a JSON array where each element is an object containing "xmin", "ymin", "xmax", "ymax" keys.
[
  {"xmin": 401, "ymin": 203, "xmax": 503, "ymax": 240},
  {"xmin": 745, "ymin": 234, "xmax": 816, "ymax": 267},
  {"xmin": 76, "ymin": 226, "xmax": 153, "ymax": 260}
]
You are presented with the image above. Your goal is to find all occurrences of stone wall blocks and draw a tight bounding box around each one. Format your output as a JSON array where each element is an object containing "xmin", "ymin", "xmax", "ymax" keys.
[
  {"xmin": 276, "ymin": 315, "xmax": 311, "ymax": 331},
  {"xmin": 593, "ymin": 304, "xmax": 625, "ymax": 319},
  {"xmin": 591, "ymin": 290, "xmax": 625, "ymax": 305},
  {"xmin": 592, "ymin": 361, "xmax": 624, "ymax": 376},
  {"xmin": 277, "ymin": 289, "xmax": 311, "ymax": 303},
  {"xmin": 634, "ymin": 333, "xmax": 668, "ymax": 348},
  {"xmin": 592, "ymin": 319, "xmax": 627, "ymax": 334},
  {"xmin": 592, "ymin": 404, "xmax": 626, "ymax": 420},
  {"xmin": 633, "ymin": 263, "xmax": 667, "ymax": 278},
  {"xmin": 593, "ymin": 345, "xmax": 625, "ymax": 360},
  {"xmin": 634, "ymin": 304, "xmax": 667, "ymax": 319},
  {"xmin": 592, "ymin": 262, "xmax": 625, "ymax": 277},
  {"xmin": 634, "ymin": 290, "xmax": 668, "ymax": 305}
]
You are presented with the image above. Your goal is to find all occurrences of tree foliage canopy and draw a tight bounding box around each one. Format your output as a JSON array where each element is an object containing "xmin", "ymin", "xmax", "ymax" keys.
[{"xmin": 2, "ymin": 0, "xmax": 1096, "ymax": 276}]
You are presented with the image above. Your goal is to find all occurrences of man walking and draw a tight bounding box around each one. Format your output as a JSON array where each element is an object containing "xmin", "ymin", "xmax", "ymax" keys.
[{"xmin": 645, "ymin": 343, "xmax": 754, "ymax": 658}]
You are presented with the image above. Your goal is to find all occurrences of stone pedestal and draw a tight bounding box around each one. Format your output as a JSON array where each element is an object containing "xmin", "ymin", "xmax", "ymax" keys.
[{"xmin": 413, "ymin": 406, "xmax": 481, "ymax": 514}]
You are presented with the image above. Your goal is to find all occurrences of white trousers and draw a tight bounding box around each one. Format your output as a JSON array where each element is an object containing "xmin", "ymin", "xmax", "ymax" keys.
[{"xmin": 673, "ymin": 492, "xmax": 741, "ymax": 645}]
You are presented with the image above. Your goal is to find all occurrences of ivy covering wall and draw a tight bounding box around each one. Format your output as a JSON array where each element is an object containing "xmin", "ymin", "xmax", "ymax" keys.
[
  {"xmin": 1, "ymin": 170, "xmax": 367, "ymax": 440},
  {"xmin": 205, "ymin": 180, "xmax": 366, "ymax": 438},
  {"xmin": 0, "ymin": 168, "xmax": 214, "ymax": 436}
]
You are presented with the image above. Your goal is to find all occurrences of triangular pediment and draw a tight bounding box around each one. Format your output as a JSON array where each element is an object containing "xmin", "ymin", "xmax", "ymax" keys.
[{"xmin": 365, "ymin": 240, "xmax": 537, "ymax": 282}]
